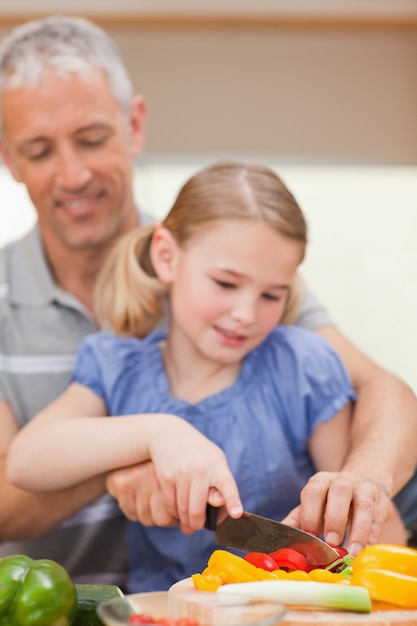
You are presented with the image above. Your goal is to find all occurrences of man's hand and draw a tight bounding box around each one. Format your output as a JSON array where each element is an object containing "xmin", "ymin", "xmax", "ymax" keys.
[
  {"xmin": 106, "ymin": 462, "xmax": 234, "ymax": 535},
  {"xmin": 107, "ymin": 462, "xmax": 181, "ymax": 527},
  {"xmin": 281, "ymin": 470, "xmax": 393, "ymax": 555}
]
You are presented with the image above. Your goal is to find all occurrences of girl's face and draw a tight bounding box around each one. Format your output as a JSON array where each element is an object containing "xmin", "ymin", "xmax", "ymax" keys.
[{"xmin": 157, "ymin": 219, "xmax": 304, "ymax": 367}]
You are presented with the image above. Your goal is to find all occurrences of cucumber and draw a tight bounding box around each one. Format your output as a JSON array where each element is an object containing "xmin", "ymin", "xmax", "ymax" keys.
[{"xmin": 73, "ymin": 583, "xmax": 124, "ymax": 626}]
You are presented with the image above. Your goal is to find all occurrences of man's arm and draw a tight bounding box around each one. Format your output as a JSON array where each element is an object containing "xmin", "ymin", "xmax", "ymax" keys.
[
  {"xmin": 298, "ymin": 325, "xmax": 417, "ymax": 551},
  {"xmin": 0, "ymin": 400, "xmax": 107, "ymax": 541},
  {"xmin": 318, "ymin": 325, "xmax": 417, "ymax": 495}
]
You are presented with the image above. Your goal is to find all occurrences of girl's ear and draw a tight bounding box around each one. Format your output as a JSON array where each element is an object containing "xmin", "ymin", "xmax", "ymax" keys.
[{"xmin": 150, "ymin": 227, "xmax": 178, "ymax": 284}]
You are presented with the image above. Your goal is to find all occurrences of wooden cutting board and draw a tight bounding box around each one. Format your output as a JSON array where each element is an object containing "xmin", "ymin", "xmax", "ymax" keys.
[{"xmin": 169, "ymin": 578, "xmax": 417, "ymax": 626}]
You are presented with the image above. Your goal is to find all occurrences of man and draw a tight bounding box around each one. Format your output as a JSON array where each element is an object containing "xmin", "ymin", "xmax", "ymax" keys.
[
  {"xmin": 0, "ymin": 15, "xmax": 149, "ymax": 588},
  {"xmin": 0, "ymin": 16, "xmax": 415, "ymax": 587}
]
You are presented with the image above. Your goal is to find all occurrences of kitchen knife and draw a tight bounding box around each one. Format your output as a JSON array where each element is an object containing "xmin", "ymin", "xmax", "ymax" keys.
[{"xmin": 207, "ymin": 508, "xmax": 339, "ymax": 568}]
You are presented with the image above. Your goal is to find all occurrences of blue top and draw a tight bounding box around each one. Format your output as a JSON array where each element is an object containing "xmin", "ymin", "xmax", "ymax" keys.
[{"xmin": 72, "ymin": 326, "xmax": 355, "ymax": 592}]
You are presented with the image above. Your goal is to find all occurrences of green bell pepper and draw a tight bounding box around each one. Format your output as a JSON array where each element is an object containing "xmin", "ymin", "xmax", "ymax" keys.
[{"xmin": 0, "ymin": 554, "xmax": 77, "ymax": 626}]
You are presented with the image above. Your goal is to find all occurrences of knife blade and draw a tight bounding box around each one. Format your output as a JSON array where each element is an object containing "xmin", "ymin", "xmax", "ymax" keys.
[{"xmin": 211, "ymin": 510, "xmax": 339, "ymax": 568}]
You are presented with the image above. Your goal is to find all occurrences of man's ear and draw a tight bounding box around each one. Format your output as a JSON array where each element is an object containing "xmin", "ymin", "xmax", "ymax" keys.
[
  {"xmin": 0, "ymin": 139, "xmax": 23, "ymax": 182},
  {"xmin": 150, "ymin": 227, "xmax": 178, "ymax": 284},
  {"xmin": 129, "ymin": 95, "xmax": 146, "ymax": 157}
]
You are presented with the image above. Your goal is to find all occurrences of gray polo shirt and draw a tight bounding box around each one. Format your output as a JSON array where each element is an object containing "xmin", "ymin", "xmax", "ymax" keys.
[
  {"xmin": 295, "ymin": 278, "xmax": 333, "ymax": 330},
  {"xmin": 0, "ymin": 225, "xmax": 130, "ymax": 586}
]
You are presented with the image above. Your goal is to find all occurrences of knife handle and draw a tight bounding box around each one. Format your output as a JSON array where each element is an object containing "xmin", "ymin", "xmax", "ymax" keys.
[{"xmin": 204, "ymin": 503, "xmax": 218, "ymax": 530}]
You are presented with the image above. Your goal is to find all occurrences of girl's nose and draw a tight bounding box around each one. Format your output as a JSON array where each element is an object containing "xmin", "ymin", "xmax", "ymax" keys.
[{"xmin": 230, "ymin": 296, "xmax": 257, "ymax": 325}]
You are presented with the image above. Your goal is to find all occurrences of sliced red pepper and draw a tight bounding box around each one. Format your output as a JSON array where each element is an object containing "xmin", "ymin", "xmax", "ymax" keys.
[
  {"xmin": 269, "ymin": 547, "xmax": 309, "ymax": 572},
  {"xmin": 128, "ymin": 614, "xmax": 155, "ymax": 624},
  {"xmin": 328, "ymin": 544, "xmax": 348, "ymax": 558},
  {"xmin": 243, "ymin": 552, "xmax": 279, "ymax": 572},
  {"xmin": 325, "ymin": 544, "xmax": 350, "ymax": 572}
]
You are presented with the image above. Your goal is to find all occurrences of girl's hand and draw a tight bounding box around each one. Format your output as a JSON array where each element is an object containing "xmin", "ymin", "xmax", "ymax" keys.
[
  {"xmin": 106, "ymin": 463, "xmax": 236, "ymax": 534},
  {"xmin": 106, "ymin": 418, "xmax": 243, "ymax": 532},
  {"xmin": 147, "ymin": 417, "xmax": 243, "ymax": 530}
]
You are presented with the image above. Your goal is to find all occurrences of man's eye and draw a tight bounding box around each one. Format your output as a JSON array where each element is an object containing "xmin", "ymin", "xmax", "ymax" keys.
[
  {"xmin": 79, "ymin": 132, "xmax": 110, "ymax": 147},
  {"xmin": 25, "ymin": 147, "xmax": 50, "ymax": 161},
  {"xmin": 80, "ymin": 137, "xmax": 106, "ymax": 147}
]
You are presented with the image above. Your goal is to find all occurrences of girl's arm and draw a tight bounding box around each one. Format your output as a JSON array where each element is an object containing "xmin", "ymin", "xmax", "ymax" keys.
[{"xmin": 6, "ymin": 382, "xmax": 243, "ymax": 530}]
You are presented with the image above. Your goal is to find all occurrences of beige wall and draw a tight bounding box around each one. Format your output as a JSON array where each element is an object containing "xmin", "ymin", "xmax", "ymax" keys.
[{"xmin": 113, "ymin": 27, "xmax": 417, "ymax": 162}]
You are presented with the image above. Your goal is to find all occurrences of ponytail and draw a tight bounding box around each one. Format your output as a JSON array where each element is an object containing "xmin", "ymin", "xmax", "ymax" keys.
[{"xmin": 95, "ymin": 225, "xmax": 167, "ymax": 338}]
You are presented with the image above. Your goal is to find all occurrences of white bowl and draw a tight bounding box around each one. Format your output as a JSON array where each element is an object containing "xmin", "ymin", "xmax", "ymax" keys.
[{"xmin": 97, "ymin": 590, "xmax": 286, "ymax": 626}]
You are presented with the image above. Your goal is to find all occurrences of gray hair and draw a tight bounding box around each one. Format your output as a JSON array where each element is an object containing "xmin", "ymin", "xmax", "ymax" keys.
[{"xmin": 0, "ymin": 15, "xmax": 134, "ymax": 130}]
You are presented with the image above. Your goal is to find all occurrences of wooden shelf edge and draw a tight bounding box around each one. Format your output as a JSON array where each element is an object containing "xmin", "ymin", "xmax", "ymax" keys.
[{"xmin": 1, "ymin": 12, "xmax": 417, "ymax": 31}]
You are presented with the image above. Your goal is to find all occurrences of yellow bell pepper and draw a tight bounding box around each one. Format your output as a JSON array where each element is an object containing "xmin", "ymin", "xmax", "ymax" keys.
[
  {"xmin": 351, "ymin": 568, "xmax": 417, "ymax": 609},
  {"xmin": 192, "ymin": 550, "xmax": 268, "ymax": 590},
  {"xmin": 307, "ymin": 568, "xmax": 346, "ymax": 584},
  {"xmin": 353, "ymin": 543, "xmax": 417, "ymax": 577},
  {"xmin": 191, "ymin": 573, "xmax": 223, "ymax": 591},
  {"xmin": 192, "ymin": 550, "xmax": 348, "ymax": 591},
  {"xmin": 351, "ymin": 544, "xmax": 417, "ymax": 609}
]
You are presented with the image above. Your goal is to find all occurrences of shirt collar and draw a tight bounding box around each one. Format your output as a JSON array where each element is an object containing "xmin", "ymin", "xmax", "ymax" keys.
[
  {"xmin": 8, "ymin": 225, "xmax": 89, "ymax": 316},
  {"xmin": 8, "ymin": 207, "xmax": 152, "ymax": 312}
]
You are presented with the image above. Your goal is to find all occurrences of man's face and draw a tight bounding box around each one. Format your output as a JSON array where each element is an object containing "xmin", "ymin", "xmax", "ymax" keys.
[{"xmin": 0, "ymin": 67, "xmax": 145, "ymax": 251}]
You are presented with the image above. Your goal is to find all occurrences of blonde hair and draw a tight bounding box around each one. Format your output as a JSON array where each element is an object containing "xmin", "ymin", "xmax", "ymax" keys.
[{"xmin": 96, "ymin": 161, "xmax": 308, "ymax": 337}]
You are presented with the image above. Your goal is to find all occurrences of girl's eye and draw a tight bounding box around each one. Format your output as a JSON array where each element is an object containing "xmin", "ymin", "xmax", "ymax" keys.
[
  {"xmin": 262, "ymin": 293, "xmax": 281, "ymax": 302},
  {"xmin": 215, "ymin": 280, "xmax": 235, "ymax": 289}
]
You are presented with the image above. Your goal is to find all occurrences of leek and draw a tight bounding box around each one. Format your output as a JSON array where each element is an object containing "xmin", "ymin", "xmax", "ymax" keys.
[{"xmin": 217, "ymin": 580, "xmax": 371, "ymax": 613}]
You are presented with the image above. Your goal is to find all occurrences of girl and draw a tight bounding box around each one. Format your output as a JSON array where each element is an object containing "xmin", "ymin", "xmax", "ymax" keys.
[{"xmin": 8, "ymin": 161, "xmax": 356, "ymax": 591}]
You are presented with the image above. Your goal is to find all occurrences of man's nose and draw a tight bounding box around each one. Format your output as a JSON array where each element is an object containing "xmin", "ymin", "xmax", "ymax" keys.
[{"xmin": 55, "ymin": 148, "xmax": 92, "ymax": 190}]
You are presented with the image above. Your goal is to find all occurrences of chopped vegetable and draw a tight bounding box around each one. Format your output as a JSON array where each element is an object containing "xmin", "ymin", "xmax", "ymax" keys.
[
  {"xmin": 217, "ymin": 580, "xmax": 371, "ymax": 613},
  {"xmin": 268, "ymin": 548, "xmax": 309, "ymax": 572},
  {"xmin": 193, "ymin": 543, "xmax": 417, "ymax": 610},
  {"xmin": 307, "ymin": 568, "xmax": 347, "ymax": 584},
  {"xmin": 192, "ymin": 549, "xmax": 349, "ymax": 591},
  {"xmin": 128, "ymin": 614, "xmax": 199, "ymax": 626},
  {"xmin": 243, "ymin": 552, "xmax": 278, "ymax": 572},
  {"xmin": 200, "ymin": 550, "xmax": 279, "ymax": 585},
  {"xmin": 325, "ymin": 552, "xmax": 354, "ymax": 578},
  {"xmin": 328, "ymin": 544, "xmax": 349, "ymax": 558},
  {"xmin": 128, "ymin": 614, "xmax": 155, "ymax": 624}
]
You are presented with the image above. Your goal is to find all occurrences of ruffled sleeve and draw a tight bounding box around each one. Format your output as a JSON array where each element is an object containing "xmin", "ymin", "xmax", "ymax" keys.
[{"xmin": 259, "ymin": 327, "xmax": 356, "ymax": 452}]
